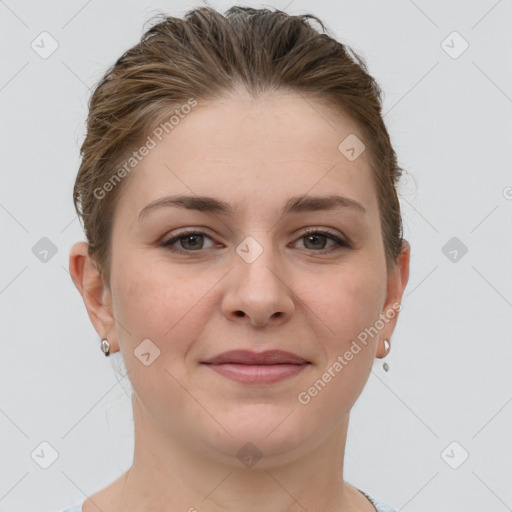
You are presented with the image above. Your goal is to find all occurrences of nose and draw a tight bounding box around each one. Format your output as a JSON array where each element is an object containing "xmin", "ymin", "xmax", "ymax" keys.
[{"xmin": 221, "ymin": 237, "xmax": 295, "ymax": 328}]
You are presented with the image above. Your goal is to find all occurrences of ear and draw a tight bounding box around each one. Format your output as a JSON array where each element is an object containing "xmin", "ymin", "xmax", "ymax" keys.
[
  {"xmin": 68, "ymin": 241, "xmax": 118, "ymax": 353},
  {"xmin": 375, "ymin": 240, "xmax": 410, "ymax": 358}
]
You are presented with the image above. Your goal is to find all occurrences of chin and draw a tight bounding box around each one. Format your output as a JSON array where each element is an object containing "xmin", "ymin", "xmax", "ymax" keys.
[{"xmin": 200, "ymin": 406, "xmax": 312, "ymax": 467}]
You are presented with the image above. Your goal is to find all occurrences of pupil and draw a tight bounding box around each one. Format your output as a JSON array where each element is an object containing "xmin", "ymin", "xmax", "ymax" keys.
[
  {"xmin": 183, "ymin": 235, "xmax": 202, "ymax": 249},
  {"xmin": 306, "ymin": 234, "xmax": 324, "ymax": 249}
]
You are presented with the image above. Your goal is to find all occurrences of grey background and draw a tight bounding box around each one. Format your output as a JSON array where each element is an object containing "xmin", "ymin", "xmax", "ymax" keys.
[{"xmin": 1, "ymin": 0, "xmax": 511, "ymax": 510}]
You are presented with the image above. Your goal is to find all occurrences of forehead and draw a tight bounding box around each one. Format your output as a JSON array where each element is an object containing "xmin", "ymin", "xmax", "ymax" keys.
[
  {"xmin": 113, "ymin": 90, "xmax": 379, "ymax": 225},
  {"xmin": 153, "ymin": 90, "xmax": 367, "ymax": 165}
]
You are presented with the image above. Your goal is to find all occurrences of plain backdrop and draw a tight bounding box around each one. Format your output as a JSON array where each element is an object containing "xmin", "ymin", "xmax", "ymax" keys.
[{"xmin": 1, "ymin": 0, "xmax": 511, "ymax": 511}]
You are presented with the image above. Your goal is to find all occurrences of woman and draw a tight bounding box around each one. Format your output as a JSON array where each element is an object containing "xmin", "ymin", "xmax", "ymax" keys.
[{"xmin": 65, "ymin": 5, "xmax": 410, "ymax": 511}]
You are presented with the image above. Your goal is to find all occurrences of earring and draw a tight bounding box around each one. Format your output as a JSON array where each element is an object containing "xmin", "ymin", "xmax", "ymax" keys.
[
  {"xmin": 382, "ymin": 339, "xmax": 390, "ymax": 372},
  {"xmin": 101, "ymin": 338, "xmax": 110, "ymax": 357}
]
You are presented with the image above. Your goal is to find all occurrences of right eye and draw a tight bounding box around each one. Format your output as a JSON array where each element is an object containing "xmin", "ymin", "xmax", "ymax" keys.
[{"xmin": 161, "ymin": 230, "xmax": 216, "ymax": 253}]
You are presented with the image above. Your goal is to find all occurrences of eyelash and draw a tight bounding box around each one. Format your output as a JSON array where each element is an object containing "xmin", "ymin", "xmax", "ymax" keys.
[{"xmin": 161, "ymin": 228, "xmax": 350, "ymax": 254}]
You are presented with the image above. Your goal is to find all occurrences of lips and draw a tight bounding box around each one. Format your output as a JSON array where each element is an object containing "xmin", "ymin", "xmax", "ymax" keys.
[
  {"xmin": 202, "ymin": 349, "xmax": 309, "ymax": 365},
  {"xmin": 201, "ymin": 350, "xmax": 310, "ymax": 384}
]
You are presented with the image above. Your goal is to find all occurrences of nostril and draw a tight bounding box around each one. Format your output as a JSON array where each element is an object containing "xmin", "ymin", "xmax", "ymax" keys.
[{"xmin": 235, "ymin": 311, "xmax": 245, "ymax": 317}]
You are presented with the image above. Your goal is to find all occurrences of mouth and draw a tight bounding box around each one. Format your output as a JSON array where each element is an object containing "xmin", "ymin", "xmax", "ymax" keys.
[{"xmin": 201, "ymin": 350, "xmax": 311, "ymax": 384}]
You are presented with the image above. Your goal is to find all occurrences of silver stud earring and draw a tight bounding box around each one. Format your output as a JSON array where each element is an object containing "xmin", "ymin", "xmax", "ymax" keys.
[
  {"xmin": 383, "ymin": 339, "xmax": 390, "ymax": 352},
  {"xmin": 101, "ymin": 338, "xmax": 110, "ymax": 357}
]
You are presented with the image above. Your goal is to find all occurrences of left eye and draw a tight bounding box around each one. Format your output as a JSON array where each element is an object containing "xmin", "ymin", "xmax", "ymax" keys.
[
  {"xmin": 296, "ymin": 229, "xmax": 347, "ymax": 251},
  {"xmin": 161, "ymin": 229, "xmax": 348, "ymax": 253}
]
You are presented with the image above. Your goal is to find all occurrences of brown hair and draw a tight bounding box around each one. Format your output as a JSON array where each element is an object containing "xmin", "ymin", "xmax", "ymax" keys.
[{"xmin": 73, "ymin": 5, "xmax": 405, "ymax": 288}]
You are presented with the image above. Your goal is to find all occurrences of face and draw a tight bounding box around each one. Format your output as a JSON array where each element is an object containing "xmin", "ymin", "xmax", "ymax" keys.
[{"xmin": 72, "ymin": 89, "xmax": 409, "ymax": 468}]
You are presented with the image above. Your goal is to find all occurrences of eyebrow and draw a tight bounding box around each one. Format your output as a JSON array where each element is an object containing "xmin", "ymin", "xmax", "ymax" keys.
[{"xmin": 138, "ymin": 193, "xmax": 367, "ymax": 220}]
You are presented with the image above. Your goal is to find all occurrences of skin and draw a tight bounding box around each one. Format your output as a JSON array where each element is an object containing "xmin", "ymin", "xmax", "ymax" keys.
[{"xmin": 69, "ymin": 88, "xmax": 410, "ymax": 512}]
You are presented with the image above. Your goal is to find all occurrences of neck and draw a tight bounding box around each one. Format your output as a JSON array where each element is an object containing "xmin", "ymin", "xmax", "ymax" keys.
[{"xmin": 112, "ymin": 393, "xmax": 369, "ymax": 512}]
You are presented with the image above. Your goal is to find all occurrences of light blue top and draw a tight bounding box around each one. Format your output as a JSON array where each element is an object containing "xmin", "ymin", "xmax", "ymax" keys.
[
  {"xmin": 59, "ymin": 489, "xmax": 397, "ymax": 511},
  {"xmin": 358, "ymin": 489, "xmax": 398, "ymax": 512},
  {"xmin": 59, "ymin": 501, "xmax": 83, "ymax": 512}
]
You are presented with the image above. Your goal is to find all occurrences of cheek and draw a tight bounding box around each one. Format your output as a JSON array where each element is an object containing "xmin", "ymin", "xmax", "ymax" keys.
[
  {"xmin": 111, "ymin": 261, "xmax": 228, "ymax": 383},
  {"xmin": 111, "ymin": 263, "xmax": 205, "ymax": 356},
  {"xmin": 301, "ymin": 261, "xmax": 385, "ymax": 344},
  {"xmin": 312, "ymin": 265, "xmax": 385, "ymax": 406},
  {"xmin": 113, "ymin": 271, "xmax": 163, "ymax": 338},
  {"xmin": 295, "ymin": 263, "xmax": 384, "ymax": 404},
  {"xmin": 111, "ymin": 266, "xmax": 214, "ymax": 426}
]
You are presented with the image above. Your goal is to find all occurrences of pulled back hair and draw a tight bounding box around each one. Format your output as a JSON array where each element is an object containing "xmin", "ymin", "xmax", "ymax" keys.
[{"xmin": 73, "ymin": 5, "xmax": 405, "ymax": 288}]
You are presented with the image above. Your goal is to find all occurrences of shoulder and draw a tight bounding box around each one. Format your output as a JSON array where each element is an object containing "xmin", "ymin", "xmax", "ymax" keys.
[
  {"xmin": 371, "ymin": 498, "xmax": 399, "ymax": 512},
  {"xmin": 358, "ymin": 488, "xmax": 398, "ymax": 512}
]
